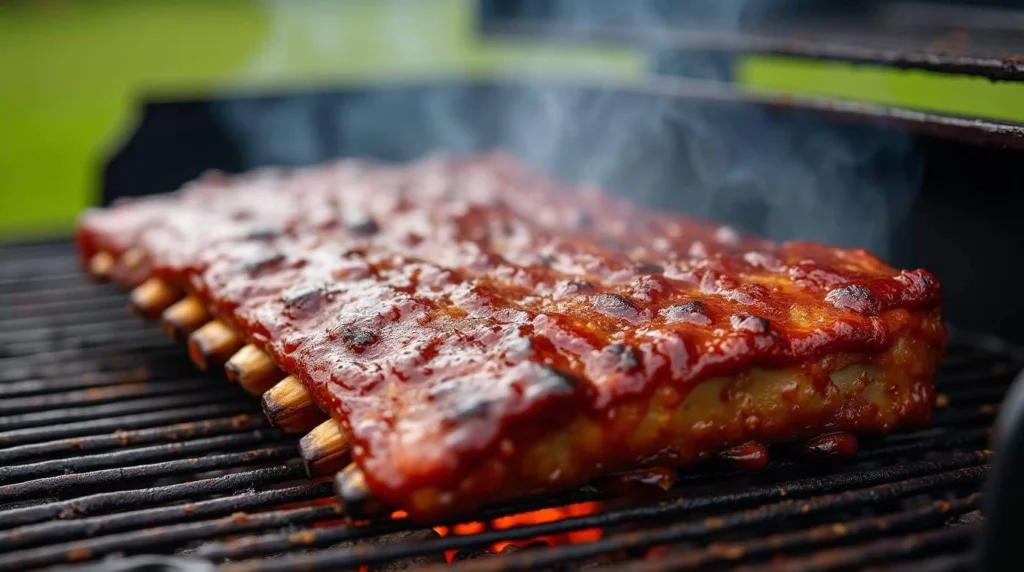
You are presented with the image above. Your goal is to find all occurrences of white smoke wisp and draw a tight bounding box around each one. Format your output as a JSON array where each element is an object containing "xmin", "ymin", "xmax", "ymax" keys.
[{"xmin": 214, "ymin": 0, "xmax": 922, "ymax": 258}]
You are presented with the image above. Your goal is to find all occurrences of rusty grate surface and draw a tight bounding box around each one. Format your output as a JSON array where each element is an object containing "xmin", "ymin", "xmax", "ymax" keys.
[{"xmin": 0, "ymin": 239, "xmax": 1015, "ymax": 571}]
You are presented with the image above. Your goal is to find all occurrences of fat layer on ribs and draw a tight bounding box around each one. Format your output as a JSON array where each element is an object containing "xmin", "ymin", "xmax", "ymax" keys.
[{"xmin": 76, "ymin": 153, "xmax": 946, "ymax": 518}]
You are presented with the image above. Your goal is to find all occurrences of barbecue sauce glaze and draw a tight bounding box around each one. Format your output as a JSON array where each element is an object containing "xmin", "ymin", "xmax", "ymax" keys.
[{"xmin": 76, "ymin": 153, "xmax": 945, "ymax": 518}]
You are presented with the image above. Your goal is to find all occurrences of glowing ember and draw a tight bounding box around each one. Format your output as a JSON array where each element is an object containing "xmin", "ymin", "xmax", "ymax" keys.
[{"xmin": 432, "ymin": 501, "xmax": 603, "ymax": 562}]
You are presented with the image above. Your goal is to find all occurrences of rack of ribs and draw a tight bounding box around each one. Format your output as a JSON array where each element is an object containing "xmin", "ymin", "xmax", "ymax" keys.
[{"xmin": 76, "ymin": 152, "xmax": 945, "ymax": 519}]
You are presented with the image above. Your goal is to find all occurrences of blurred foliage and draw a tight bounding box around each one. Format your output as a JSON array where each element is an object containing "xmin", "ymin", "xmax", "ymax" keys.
[
  {"xmin": 1, "ymin": 0, "xmax": 1022, "ymax": 238},
  {"xmin": 0, "ymin": 0, "xmax": 641, "ymax": 238}
]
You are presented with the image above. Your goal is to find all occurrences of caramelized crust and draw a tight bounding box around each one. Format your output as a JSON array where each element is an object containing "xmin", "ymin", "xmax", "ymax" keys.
[
  {"xmin": 404, "ymin": 329, "xmax": 939, "ymax": 515},
  {"xmin": 75, "ymin": 153, "xmax": 945, "ymax": 518}
]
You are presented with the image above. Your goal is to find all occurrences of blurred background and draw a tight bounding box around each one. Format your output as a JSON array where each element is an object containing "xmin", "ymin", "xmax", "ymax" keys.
[{"xmin": 2, "ymin": 0, "xmax": 1024, "ymax": 340}]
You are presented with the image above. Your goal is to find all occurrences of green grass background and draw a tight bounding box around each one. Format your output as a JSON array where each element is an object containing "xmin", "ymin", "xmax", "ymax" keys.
[
  {"xmin": 0, "ymin": 0, "xmax": 642, "ymax": 238},
  {"xmin": 1, "ymin": 0, "xmax": 1022, "ymax": 238},
  {"xmin": 736, "ymin": 55, "xmax": 1024, "ymax": 123}
]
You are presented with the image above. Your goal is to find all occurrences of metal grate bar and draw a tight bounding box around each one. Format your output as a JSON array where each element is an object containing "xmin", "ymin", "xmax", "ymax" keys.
[
  {"xmin": 0, "ymin": 315, "xmax": 147, "ymax": 344},
  {"xmin": 0, "ymin": 296, "xmax": 128, "ymax": 323},
  {"xmin": 0, "ymin": 255, "xmax": 90, "ymax": 276},
  {"xmin": 863, "ymin": 553, "xmax": 976, "ymax": 572},
  {"xmin": 0, "ymin": 267, "xmax": 88, "ymax": 285},
  {"xmin": 0, "ymin": 283, "xmax": 125, "ymax": 305},
  {"xmin": 215, "ymin": 457, "xmax": 988, "ymax": 571},
  {"xmin": 935, "ymin": 363, "xmax": 1017, "ymax": 385},
  {"xmin": 0, "ymin": 402, "xmax": 260, "ymax": 448},
  {"xmin": 0, "ymin": 346, "xmax": 183, "ymax": 374},
  {"xmin": 0, "ymin": 378, "xmax": 226, "ymax": 416},
  {"xmin": 0, "ymin": 293, "xmax": 126, "ymax": 321},
  {"xmin": 0, "ymin": 430, "xmax": 286, "ymax": 483},
  {"xmin": 923, "ymin": 406, "xmax": 997, "ymax": 429},
  {"xmin": 0, "ymin": 389, "xmax": 254, "ymax": 431},
  {"xmin": 0, "ymin": 305, "xmax": 154, "ymax": 332},
  {"xmin": 0, "ymin": 358, "xmax": 211, "ymax": 398},
  {"xmin": 0, "ymin": 414, "xmax": 267, "ymax": 464},
  {"xmin": 0, "ymin": 505, "xmax": 342, "ymax": 570},
  {"xmin": 0, "ymin": 482, "xmax": 333, "ymax": 552},
  {"xmin": 0, "ymin": 272, "xmax": 87, "ymax": 291},
  {"xmin": 0, "ymin": 444, "xmax": 298, "ymax": 503},
  {"xmin": 193, "ymin": 491, "xmax": 604, "ymax": 561},
  {"xmin": 1, "ymin": 335, "xmax": 159, "ymax": 363},
  {"xmin": 0, "ymin": 253, "xmax": 99, "ymax": 277},
  {"xmin": 0, "ymin": 463, "xmax": 307, "ymax": 530},
  {"xmin": 621, "ymin": 494, "xmax": 981, "ymax": 571},
  {"xmin": 935, "ymin": 384, "xmax": 1012, "ymax": 405},
  {"xmin": 1, "ymin": 330, "xmax": 179, "ymax": 362},
  {"xmin": 734, "ymin": 524, "xmax": 980, "ymax": 572},
  {"xmin": 456, "ymin": 472, "xmax": 983, "ymax": 572},
  {"xmin": 0, "ymin": 337, "xmax": 190, "ymax": 373},
  {"xmin": 663, "ymin": 427, "xmax": 993, "ymax": 491},
  {"xmin": 0, "ymin": 241, "xmax": 82, "ymax": 257},
  {"xmin": 0, "ymin": 346, "xmax": 188, "ymax": 384}
]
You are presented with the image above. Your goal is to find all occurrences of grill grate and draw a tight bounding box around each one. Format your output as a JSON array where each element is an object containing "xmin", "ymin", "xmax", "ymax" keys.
[{"xmin": 0, "ymin": 240, "xmax": 1016, "ymax": 571}]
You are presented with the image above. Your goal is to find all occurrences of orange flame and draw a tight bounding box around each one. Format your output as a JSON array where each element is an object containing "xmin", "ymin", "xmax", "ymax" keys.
[{"xmin": 431, "ymin": 501, "xmax": 602, "ymax": 562}]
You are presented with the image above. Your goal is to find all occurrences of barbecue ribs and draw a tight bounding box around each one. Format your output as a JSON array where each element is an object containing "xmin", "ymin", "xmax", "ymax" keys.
[{"xmin": 76, "ymin": 153, "xmax": 945, "ymax": 518}]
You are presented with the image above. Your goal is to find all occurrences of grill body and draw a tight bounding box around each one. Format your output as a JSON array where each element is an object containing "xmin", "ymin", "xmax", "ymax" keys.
[{"xmin": 0, "ymin": 239, "xmax": 1015, "ymax": 571}]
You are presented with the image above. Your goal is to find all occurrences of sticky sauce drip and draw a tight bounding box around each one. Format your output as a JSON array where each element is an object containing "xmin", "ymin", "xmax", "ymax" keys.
[
  {"xmin": 801, "ymin": 432, "xmax": 859, "ymax": 459},
  {"xmin": 718, "ymin": 441, "xmax": 770, "ymax": 470}
]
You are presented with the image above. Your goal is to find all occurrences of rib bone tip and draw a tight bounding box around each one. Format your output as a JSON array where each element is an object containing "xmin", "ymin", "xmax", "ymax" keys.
[
  {"xmin": 334, "ymin": 463, "xmax": 388, "ymax": 519},
  {"xmin": 299, "ymin": 419, "xmax": 351, "ymax": 477},
  {"xmin": 129, "ymin": 277, "xmax": 182, "ymax": 319},
  {"xmin": 161, "ymin": 297, "xmax": 211, "ymax": 341},
  {"xmin": 87, "ymin": 252, "xmax": 115, "ymax": 281},
  {"xmin": 225, "ymin": 345, "xmax": 281, "ymax": 395},
  {"xmin": 262, "ymin": 376, "xmax": 326, "ymax": 434},
  {"xmin": 187, "ymin": 320, "xmax": 243, "ymax": 371}
]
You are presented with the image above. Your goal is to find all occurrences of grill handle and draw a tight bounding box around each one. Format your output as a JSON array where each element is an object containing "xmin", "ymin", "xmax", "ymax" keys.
[{"xmin": 981, "ymin": 368, "xmax": 1024, "ymax": 572}]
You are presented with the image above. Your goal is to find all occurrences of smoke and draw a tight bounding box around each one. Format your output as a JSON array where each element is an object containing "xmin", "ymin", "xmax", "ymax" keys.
[{"xmin": 214, "ymin": 0, "xmax": 922, "ymax": 258}]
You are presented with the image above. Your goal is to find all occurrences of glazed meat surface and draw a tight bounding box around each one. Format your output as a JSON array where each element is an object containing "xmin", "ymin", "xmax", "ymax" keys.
[{"xmin": 76, "ymin": 153, "xmax": 946, "ymax": 518}]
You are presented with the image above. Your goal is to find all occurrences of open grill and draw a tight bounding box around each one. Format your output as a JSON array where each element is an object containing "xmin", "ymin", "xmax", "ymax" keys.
[{"xmin": 0, "ymin": 239, "xmax": 1014, "ymax": 571}]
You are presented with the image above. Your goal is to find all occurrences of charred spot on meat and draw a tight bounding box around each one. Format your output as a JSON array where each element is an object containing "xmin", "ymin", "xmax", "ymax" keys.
[
  {"xmin": 242, "ymin": 251, "xmax": 286, "ymax": 274},
  {"xmin": 591, "ymin": 293, "xmax": 640, "ymax": 321},
  {"xmin": 447, "ymin": 397, "xmax": 493, "ymax": 424},
  {"xmin": 340, "ymin": 327, "xmax": 378, "ymax": 352},
  {"xmin": 555, "ymin": 279, "xmax": 594, "ymax": 298},
  {"xmin": 634, "ymin": 262, "xmax": 665, "ymax": 275},
  {"xmin": 244, "ymin": 227, "xmax": 282, "ymax": 241},
  {"xmin": 731, "ymin": 313, "xmax": 771, "ymax": 334},
  {"xmin": 282, "ymin": 284, "xmax": 326, "ymax": 316},
  {"xmin": 521, "ymin": 364, "xmax": 583, "ymax": 400},
  {"xmin": 825, "ymin": 284, "xmax": 879, "ymax": 314},
  {"xmin": 662, "ymin": 301, "xmax": 711, "ymax": 325},
  {"xmin": 603, "ymin": 342, "xmax": 641, "ymax": 371},
  {"xmin": 344, "ymin": 211, "xmax": 380, "ymax": 236}
]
